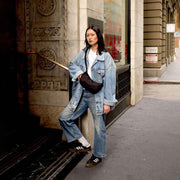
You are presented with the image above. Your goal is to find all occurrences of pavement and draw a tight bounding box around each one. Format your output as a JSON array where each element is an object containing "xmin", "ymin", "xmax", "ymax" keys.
[
  {"xmin": 65, "ymin": 58, "xmax": 180, "ymax": 180},
  {"xmin": 144, "ymin": 57, "xmax": 180, "ymax": 84}
]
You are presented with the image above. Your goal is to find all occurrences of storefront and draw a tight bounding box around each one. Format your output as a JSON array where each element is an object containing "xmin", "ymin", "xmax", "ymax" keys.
[{"xmin": 104, "ymin": 0, "xmax": 131, "ymax": 125}]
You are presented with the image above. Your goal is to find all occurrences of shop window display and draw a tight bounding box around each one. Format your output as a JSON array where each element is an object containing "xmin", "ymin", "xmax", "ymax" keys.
[{"xmin": 104, "ymin": 0, "xmax": 129, "ymax": 65}]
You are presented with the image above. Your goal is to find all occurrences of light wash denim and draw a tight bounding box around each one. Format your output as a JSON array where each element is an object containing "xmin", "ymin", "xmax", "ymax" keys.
[
  {"xmin": 68, "ymin": 48, "xmax": 117, "ymax": 115},
  {"xmin": 59, "ymin": 90, "xmax": 107, "ymax": 158},
  {"xmin": 59, "ymin": 48, "xmax": 117, "ymax": 158}
]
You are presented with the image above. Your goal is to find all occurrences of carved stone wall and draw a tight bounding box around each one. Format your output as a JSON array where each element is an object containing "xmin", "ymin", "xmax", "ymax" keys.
[
  {"xmin": 25, "ymin": 0, "xmax": 69, "ymax": 91},
  {"xmin": 16, "ymin": 0, "xmax": 70, "ymax": 129}
]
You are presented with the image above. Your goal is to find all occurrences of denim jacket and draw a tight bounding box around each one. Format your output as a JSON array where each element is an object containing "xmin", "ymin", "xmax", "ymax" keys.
[{"xmin": 68, "ymin": 48, "xmax": 117, "ymax": 115}]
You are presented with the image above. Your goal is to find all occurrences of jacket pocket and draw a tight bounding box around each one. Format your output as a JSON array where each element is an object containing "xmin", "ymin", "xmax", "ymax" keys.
[{"xmin": 97, "ymin": 69, "xmax": 105, "ymax": 77}]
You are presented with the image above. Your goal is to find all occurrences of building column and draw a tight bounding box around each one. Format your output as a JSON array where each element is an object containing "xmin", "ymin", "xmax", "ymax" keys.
[
  {"xmin": 144, "ymin": 0, "xmax": 166, "ymax": 77},
  {"xmin": 130, "ymin": 0, "xmax": 144, "ymax": 105},
  {"xmin": 170, "ymin": 9, "xmax": 176, "ymax": 62},
  {"xmin": 162, "ymin": 0, "xmax": 167, "ymax": 65},
  {"xmin": 166, "ymin": 2, "xmax": 176, "ymax": 64}
]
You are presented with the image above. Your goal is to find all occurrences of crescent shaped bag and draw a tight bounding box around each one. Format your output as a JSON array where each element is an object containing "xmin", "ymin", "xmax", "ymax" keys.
[{"xmin": 80, "ymin": 48, "xmax": 103, "ymax": 94}]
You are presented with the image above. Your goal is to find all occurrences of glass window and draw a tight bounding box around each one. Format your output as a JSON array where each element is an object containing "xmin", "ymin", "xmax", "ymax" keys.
[{"xmin": 104, "ymin": 0, "xmax": 129, "ymax": 65}]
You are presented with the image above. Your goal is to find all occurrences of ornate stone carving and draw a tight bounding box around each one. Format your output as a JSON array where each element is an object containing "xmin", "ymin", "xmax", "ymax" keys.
[
  {"xmin": 24, "ymin": 0, "xmax": 69, "ymax": 91},
  {"xmin": 33, "ymin": 26, "xmax": 60, "ymax": 37},
  {"xmin": 38, "ymin": 48, "xmax": 56, "ymax": 70},
  {"xmin": 25, "ymin": 0, "xmax": 31, "ymax": 51},
  {"xmin": 37, "ymin": 0, "xmax": 56, "ymax": 16},
  {"xmin": 33, "ymin": 80, "xmax": 61, "ymax": 90}
]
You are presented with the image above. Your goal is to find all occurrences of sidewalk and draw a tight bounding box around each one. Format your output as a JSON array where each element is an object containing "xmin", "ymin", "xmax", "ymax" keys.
[
  {"xmin": 65, "ymin": 59, "xmax": 180, "ymax": 180},
  {"xmin": 66, "ymin": 97, "xmax": 180, "ymax": 180},
  {"xmin": 159, "ymin": 58, "xmax": 180, "ymax": 81},
  {"xmin": 144, "ymin": 58, "xmax": 180, "ymax": 83}
]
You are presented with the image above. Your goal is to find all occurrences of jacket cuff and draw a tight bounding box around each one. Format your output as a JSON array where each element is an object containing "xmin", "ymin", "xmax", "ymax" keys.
[
  {"xmin": 104, "ymin": 98, "xmax": 117, "ymax": 107},
  {"xmin": 72, "ymin": 70, "xmax": 84, "ymax": 82}
]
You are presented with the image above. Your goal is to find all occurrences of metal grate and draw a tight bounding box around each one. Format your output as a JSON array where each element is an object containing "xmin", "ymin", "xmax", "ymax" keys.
[
  {"xmin": 106, "ymin": 92, "xmax": 130, "ymax": 126},
  {"xmin": 106, "ymin": 66, "xmax": 131, "ymax": 126},
  {"xmin": 116, "ymin": 68, "xmax": 130, "ymax": 100}
]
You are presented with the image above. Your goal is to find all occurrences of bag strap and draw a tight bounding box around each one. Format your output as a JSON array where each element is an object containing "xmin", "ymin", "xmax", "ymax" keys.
[{"xmin": 84, "ymin": 48, "xmax": 88, "ymax": 72}]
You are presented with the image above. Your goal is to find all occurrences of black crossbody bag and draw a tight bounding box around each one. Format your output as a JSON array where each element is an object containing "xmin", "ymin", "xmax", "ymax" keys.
[{"xmin": 80, "ymin": 48, "xmax": 103, "ymax": 94}]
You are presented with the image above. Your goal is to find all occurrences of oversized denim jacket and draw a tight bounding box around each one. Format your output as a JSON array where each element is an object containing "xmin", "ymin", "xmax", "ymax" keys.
[{"xmin": 68, "ymin": 48, "xmax": 117, "ymax": 115}]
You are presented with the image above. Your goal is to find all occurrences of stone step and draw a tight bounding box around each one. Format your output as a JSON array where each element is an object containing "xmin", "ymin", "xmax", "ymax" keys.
[{"xmin": 0, "ymin": 128, "xmax": 85, "ymax": 179}]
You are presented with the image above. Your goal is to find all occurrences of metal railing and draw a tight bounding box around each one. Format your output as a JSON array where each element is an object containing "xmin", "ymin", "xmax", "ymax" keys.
[{"xmin": 25, "ymin": 52, "xmax": 69, "ymax": 71}]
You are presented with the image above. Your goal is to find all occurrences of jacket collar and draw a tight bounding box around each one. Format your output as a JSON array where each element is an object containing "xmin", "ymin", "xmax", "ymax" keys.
[
  {"xmin": 83, "ymin": 47, "xmax": 105, "ymax": 61},
  {"xmin": 97, "ymin": 52, "xmax": 105, "ymax": 61}
]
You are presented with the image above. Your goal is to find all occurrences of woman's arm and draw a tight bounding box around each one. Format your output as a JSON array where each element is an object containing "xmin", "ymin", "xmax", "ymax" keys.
[
  {"xmin": 69, "ymin": 50, "xmax": 84, "ymax": 82},
  {"xmin": 103, "ymin": 53, "xmax": 117, "ymax": 108}
]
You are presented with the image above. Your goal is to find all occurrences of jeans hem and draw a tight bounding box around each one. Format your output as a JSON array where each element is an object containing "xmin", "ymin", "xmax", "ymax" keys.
[
  {"xmin": 93, "ymin": 152, "xmax": 107, "ymax": 158},
  {"xmin": 67, "ymin": 136, "xmax": 82, "ymax": 143}
]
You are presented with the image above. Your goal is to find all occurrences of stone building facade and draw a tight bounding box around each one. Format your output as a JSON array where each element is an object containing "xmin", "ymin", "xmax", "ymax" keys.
[
  {"xmin": 0, "ymin": 0, "xmax": 144, "ymax": 144},
  {"xmin": 14, "ymin": 0, "xmax": 144, "ymax": 143},
  {"xmin": 144, "ymin": 0, "xmax": 180, "ymax": 77},
  {"xmin": 175, "ymin": 10, "xmax": 180, "ymax": 49},
  {"xmin": 2, "ymin": 0, "xmax": 180, "ymax": 148}
]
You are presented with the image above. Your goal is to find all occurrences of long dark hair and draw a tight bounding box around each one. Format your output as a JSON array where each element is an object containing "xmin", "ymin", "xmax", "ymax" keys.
[{"xmin": 85, "ymin": 25, "xmax": 106, "ymax": 55}]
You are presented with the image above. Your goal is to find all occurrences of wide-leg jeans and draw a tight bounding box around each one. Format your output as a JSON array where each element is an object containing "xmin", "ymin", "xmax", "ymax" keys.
[{"xmin": 59, "ymin": 90, "xmax": 106, "ymax": 158}]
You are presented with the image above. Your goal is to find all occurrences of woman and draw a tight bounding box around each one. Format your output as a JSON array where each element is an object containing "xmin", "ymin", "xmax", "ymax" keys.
[{"xmin": 59, "ymin": 26, "xmax": 117, "ymax": 167}]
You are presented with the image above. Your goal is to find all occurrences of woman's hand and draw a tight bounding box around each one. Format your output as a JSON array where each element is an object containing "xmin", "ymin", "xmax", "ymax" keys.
[
  {"xmin": 78, "ymin": 74, "xmax": 82, "ymax": 81},
  {"xmin": 104, "ymin": 104, "xmax": 110, "ymax": 114}
]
